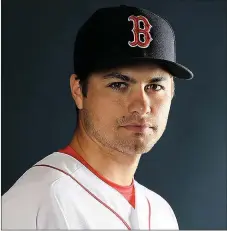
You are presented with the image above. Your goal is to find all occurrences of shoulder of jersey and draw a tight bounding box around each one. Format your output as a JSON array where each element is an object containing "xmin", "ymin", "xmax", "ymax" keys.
[
  {"xmin": 2, "ymin": 152, "xmax": 78, "ymax": 202},
  {"xmin": 2, "ymin": 152, "xmax": 77, "ymax": 229}
]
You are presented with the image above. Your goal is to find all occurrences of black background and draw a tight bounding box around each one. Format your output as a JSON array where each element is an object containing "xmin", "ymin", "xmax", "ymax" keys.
[{"xmin": 2, "ymin": 0, "xmax": 227, "ymax": 229}]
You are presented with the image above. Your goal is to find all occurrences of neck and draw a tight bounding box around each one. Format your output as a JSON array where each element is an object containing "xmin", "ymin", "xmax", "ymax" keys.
[{"xmin": 69, "ymin": 125, "xmax": 141, "ymax": 187}]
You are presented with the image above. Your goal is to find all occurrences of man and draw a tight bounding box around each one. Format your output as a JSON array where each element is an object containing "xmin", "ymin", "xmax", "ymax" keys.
[{"xmin": 2, "ymin": 5, "xmax": 193, "ymax": 230}]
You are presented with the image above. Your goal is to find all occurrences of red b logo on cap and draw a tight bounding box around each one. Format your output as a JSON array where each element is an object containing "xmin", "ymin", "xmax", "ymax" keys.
[{"xmin": 128, "ymin": 15, "xmax": 152, "ymax": 48}]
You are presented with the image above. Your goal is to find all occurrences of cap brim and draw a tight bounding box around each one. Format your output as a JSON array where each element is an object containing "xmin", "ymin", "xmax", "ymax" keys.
[
  {"xmin": 137, "ymin": 58, "xmax": 194, "ymax": 80},
  {"xmin": 118, "ymin": 57, "xmax": 194, "ymax": 80}
]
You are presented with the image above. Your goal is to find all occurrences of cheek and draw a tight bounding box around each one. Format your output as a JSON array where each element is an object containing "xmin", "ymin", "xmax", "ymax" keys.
[
  {"xmin": 152, "ymin": 94, "xmax": 172, "ymax": 119},
  {"xmin": 157, "ymin": 106, "xmax": 171, "ymax": 131},
  {"xmin": 93, "ymin": 91, "xmax": 124, "ymax": 112},
  {"xmin": 84, "ymin": 93, "xmax": 123, "ymax": 128}
]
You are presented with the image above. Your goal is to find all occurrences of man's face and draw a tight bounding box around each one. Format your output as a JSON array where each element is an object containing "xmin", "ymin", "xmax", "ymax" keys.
[{"xmin": 77, "ymin": 64, "xmax": 174, "ymax": 156}]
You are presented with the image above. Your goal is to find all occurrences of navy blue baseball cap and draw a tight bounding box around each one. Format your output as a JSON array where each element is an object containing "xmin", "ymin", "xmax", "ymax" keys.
[{"xmin": 74, "ymin": 5, "xmax": 194, "ymax": 80}]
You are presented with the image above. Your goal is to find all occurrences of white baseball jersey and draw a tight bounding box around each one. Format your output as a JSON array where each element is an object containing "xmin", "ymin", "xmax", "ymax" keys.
[{"xmin": 2, "ymin": 152, "xmax": 179, "ymax": 229}]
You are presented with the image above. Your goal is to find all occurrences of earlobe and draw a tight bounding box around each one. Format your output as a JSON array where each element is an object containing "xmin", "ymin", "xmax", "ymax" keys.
[{"xmin": 70, "ymin": 74, "xmax": 83, "ymax": 109}]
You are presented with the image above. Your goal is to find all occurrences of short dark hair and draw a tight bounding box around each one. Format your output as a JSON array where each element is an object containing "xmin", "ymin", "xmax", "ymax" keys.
[{"xmin": 74, "ymin": 66, "xmax": 112, "ymax": 115}]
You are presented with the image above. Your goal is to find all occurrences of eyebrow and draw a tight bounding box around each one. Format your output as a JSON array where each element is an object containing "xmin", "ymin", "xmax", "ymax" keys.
[{"xmin": 102, "ymin": 72, "xmax": 168, "ymax": 84}]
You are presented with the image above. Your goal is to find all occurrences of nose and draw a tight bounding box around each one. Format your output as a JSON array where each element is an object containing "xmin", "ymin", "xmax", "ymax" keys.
[{"xmin": 128, "ymin": 88, "xmax": 151, "ymax": 116}]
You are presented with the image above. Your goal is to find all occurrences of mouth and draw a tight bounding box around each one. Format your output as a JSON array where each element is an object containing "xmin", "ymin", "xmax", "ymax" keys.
[{"xmin": 121, "ymin": 125, "xmax": 152, "ymax": 133}]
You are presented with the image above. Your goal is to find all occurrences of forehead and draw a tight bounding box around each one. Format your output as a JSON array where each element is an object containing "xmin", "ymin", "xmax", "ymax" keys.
[{"xmin": 92, "ymin": 63, "xmax": 172, "ymax": 81}]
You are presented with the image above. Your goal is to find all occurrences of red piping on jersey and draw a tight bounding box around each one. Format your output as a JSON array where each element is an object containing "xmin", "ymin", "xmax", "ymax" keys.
[{"xmin": 33, "ymin": 164, "xmax": 131, "ymax": 230}]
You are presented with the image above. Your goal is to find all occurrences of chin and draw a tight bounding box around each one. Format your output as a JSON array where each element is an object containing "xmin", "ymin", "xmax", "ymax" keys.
[
  {"xmin": 116, "ymin": 132, "xmax": 158, "ymax": 154},
  {"xmin": 118, "ymin": 139, "xmax": 156, "ymax": 156}
]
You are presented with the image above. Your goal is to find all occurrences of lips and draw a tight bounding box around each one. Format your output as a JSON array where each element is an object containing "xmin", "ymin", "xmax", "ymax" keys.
[{"xmin": 122, "ymin": 124, "xmax": 152, "ymax": 133}]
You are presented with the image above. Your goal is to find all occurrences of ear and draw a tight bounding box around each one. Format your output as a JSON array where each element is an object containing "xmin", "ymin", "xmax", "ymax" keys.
[
  {"xmin": 171, "ymin": 78, "xmax": 175, "ymax": 99},
  {"xmin": 70, "ymin": 74, "xmax": 83, "ymax": 109}
]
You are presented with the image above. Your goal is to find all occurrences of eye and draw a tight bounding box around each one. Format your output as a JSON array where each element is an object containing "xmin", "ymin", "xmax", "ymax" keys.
[
  {"xmin": 108, "ymin": 82, "xmax": 128, "ymax": 91},
  {"xmin": 146, "ymin": 84, "xmax": 164, "ymax": 92}
]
